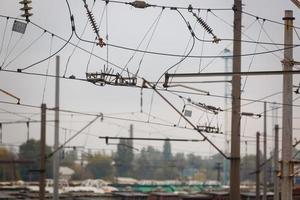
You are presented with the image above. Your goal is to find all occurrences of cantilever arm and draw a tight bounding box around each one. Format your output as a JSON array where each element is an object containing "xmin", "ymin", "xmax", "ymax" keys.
[{"xmin": 0, "ymin": 88, "xmax": 20, "ymax": 104}]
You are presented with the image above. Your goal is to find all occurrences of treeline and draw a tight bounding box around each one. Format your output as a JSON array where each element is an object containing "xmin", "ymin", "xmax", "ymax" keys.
[{"xmin": 0, "ymin": 139, "xmax": 272, "ymax": 183}]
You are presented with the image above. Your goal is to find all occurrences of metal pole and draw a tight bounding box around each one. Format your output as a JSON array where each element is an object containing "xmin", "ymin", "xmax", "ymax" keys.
[
  {"xmin": 263, "ymin": 102, "xmax": 267, "ymax": 200},
  {"xmin": 256, "ymin": 132, "xmax": 260, "ymax": 200},
  {"xmin": 223, "ymin": 48, "xmax": 231, "ymax": 186},
  {"xmin": 281, "ymin": 10, "xmax": 294, "ymax": 200},
  {"xmin": 230, "ymin": 0, "xmax": 242, "ymax": 199},
  {"xmin": 274, "ymin": 125, "xmax": 279, "ymax": 200},
  {"xmin": 39, "ymin": 104, "xmax": 46, "ymax": 200},
  {"xmin": 53, "ymin": 56, "xmax": 60, "ymax": 200}
]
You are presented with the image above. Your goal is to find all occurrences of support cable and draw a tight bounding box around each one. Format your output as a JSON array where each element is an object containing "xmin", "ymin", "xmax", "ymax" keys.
[
  {"xmin": 210, "ymin": 11, "xmax": 283, "ymax": 60},
  {"xmin": 86, "ymin": 4, "xmax": 107, "ymax": 73},
  {"xmin": 1, "ymin": 34, "xmax": 24, "ymax": 68},
  {"xmin": 19, "ymin": 0, "xmax": 74, "ymax": 72},
  {"xmin": 64, "ymin": 1, "xmax": 97, "ymax": 77},
  {"xmin": 1, "ymin": 31, "xmax": 15, "ymax": 67},
  {"xmin": 144, "ymin": 80, "xmax": 228, "ymax": 159},
  {"xmin": 47, "ymin": 114, "xmax": 101, "ymax": 159},
  {"xmin": 135, "ymin": 9, "xmax": 163, "ymax": 76},
  {"xmin": 171, "ymin": 9, "xmax": 200, "ymax": 84},
  {"xmin": 242, "ymin": 10, "xmax": 300, "ymax": 30},
  {"xmin": 155, "ymin": 9, "xmax": 196, "ymax": 85},
  {"xmin": 0, "ymin": 18, "xmax": 9, "ymax": 61},
  {"xmin": 120, "ymin": 10, "xmax": 164, "ymax": 75},
  {"xmin": 3, "ymin": 30, "xmax": 46, "ymax": 70},
  {"xmin": 106, "ymin": 1, "xmax": 109, "ymax": 68},
  {"xmin": 198, "ymin": 11, "xmax": 208, "ymax": 72},
  {"xmin": 97, "ymin": 0, "xmax": 232, "ymax": 11},
  {"xmin": 199, "ymin": 17, "xmax": 258, "ymax": 73},
  {"xmin": 242, "ymin": 20, "xmax": 264, "ymax": 92},
  {"xmin": 41, "ymin": 34, "xmax": 54, "ymax": 103}
]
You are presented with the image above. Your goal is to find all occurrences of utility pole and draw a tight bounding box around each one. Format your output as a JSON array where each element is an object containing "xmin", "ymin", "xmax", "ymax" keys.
[
  {"xmin": 230, "ymin": 0, "xmax": 242, "ymax": 199},
  {"xmin": 39, "ymin": 104, "xmax": 46, "ymax": 200},
  {"xmin": 256, "ymin": 132, "xmax": 260, "ymax": 200},
  {"xmin": 223, "ymin": 48, "xmax": 231, "ymax": 186},
  {"xmin": 281, "ymin": 10, "xmax": 294, "ymax": 200},
  {"xmin": 274, "ymin": 125, "xmax": 279, "ymax": 200},
  {"xmin": 53, "ymin": 56, "xmax": 60, "ymax": 200},
  {"xmin": 263, "ymin": 102, "xmax": 267, "ymax": 200}
]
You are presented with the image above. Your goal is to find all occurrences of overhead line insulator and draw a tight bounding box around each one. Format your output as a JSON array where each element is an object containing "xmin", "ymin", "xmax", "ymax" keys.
[
  {"xmin": 19, "ymin": 0, "xmax": 33, "ymax": 22},
  {"xmin": 129, "ymin": 1, "xmax": 150, "ymax": 9},
  {"xmin": 83, "ymin": 0, "xmax": 106, "ymax": 47}
]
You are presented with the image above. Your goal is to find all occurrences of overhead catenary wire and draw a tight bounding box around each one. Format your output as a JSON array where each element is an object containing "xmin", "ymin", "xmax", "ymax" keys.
[
  {"xmin": 96, "ymin": 0, "xmax": 233, "ymax": 11},
  {"xmin": 0, "ymin": 14, "xmax": 297, "ymax": 66},
  {"xmin": 1, "ymin": 68, "xmax": 300, "ymax": 112},
  {"xmin": 0, "ymin": 99, "xmax": 295, "ymax": 144}
]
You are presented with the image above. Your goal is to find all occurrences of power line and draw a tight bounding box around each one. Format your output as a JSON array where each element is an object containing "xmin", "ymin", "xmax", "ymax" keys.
[
  {"xmin": 96, "ymin": 0, "xmax": 233, "ymax": 11},
  {"xmin": 99, "ymin": 136, "xmax": 205, "ymax": 142}
]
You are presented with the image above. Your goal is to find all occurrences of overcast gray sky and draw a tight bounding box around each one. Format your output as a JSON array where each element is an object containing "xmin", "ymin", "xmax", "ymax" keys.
[{"xmin": 0, "ymin": 0, "xmax": 299, "ymax": 158}]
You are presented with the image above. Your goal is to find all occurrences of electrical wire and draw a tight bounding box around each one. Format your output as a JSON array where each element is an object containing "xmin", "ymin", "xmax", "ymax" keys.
[
  {"xmin": 198, "ymin": 10, "xmax": 208, "ymax": 72},
  {"xmin": 241, "ymin": 20, "xmax": 264, "ymax": 92},
  {"xmin": 3, "ymin": 30, "xmax": 46, "ymax": 70},
  {"xmin": 0, "ymin": 17, "xmax": 8, "ymax": 61},
  {"xmin": 1, "ymin": 67, "xmax": 300, "ymax": 112},
  {"xmin": 242, "ymin": 10, "xmax": 300, "ymax": 30},
  {"xmin": 64, "ymin": 1, "xmax": 97, "ymax": 77},
  {"xmin": 198, "ymin": 17, "xmax": 259, "ymax": 73},
  {"xmin": 120, "ymin": 9, "xmax": 164, "ymax": 75},
  {"xmin": 135, "ymin": 9, "xmax": 163, "ymax": 76},
  {"xmin": 171, "ymin": 10, "xmax": 200, "ymax": 83},
  {"xmin": 47, "ymin": 114, "xmax": 100, "ymax": 159},
  {"xmin": 19, "ymin": 0, "xmax": 74, "ymax": 72},
  {"xmin": 258, "ymin": 96, "xmax": 300, "ymax": 116},
  {"xmin": 108, "ymin": 41, "xmax": 299, "ymax": 59},
  {"xmin": 105, "ymin": 1, "xmax": 109, "ymax": 69},
  {"xmin": 209, "ymin": 10, "xmax": 284, "ymax": 61},
  {"xmin": 1, "ymin": 34, "xmax": 24, "ymax": 68},
  {"xmin": 86, "ymin": 4, "xmax": 107, "ymax": 73},
  {"xmin": 96, "ymin": 0, "xmax": 233, "ymax": 11},
  {"xmin": 41, "ymin": 34, "xmax": 54, "ymax": 103},
  {"xmin": 155, "ymin": 9, "xmax": 196, "ymax": 85},
  {"xmin": 1, "ymin": 31, "xmax": 15, "ymax": 67}
]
